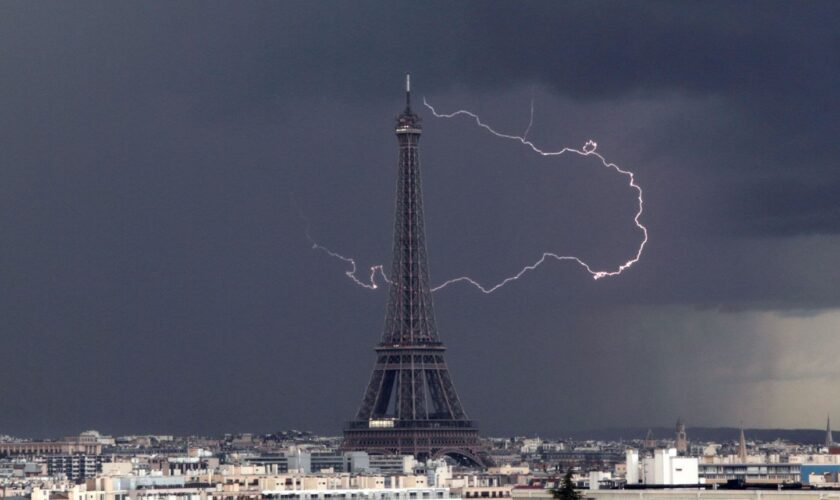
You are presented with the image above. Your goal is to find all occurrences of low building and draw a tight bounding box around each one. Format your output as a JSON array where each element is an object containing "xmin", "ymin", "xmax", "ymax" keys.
[
  {"xmin": 801, "ymin": 464, "xmax": 840, "ymax": 485},
  {"xmin": 263, "ymin": 487, "xmax": 453, "ymax": 500},
  {"xmin": 698, "ymin": 463, "xmax": 801, "ymax": 484},
  {"xmin": 641, "ymin": 449, "xmax": 699, "ymax": 485},
  {"xmin": 513, "ymin": 489, "xmax": 840, "ymax": 500},
  {"xmin": 46, "ymin": 455, "xmax": 103, "ymax": 482},
  {"xmin": 245, "ymin": 453, "xmax": 291, "ymax": 473},
  {"xmin": 0, "ymin": 439, "xmax": 102, "ymax": 456},
  {"xmin": 369, "ymin": 455, "xmax": 415, "ymax": 474}
]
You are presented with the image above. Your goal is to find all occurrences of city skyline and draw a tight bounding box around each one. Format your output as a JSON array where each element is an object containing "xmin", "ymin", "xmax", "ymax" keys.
[{"xmin": 1, "ymin": 2, "xmax": 840, "ymax": 437}]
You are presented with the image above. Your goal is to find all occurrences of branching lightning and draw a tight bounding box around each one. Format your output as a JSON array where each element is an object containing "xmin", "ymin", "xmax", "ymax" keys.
[
  {"xmin": 299, "ymin": 209, "xmax": 390, "ymax": 290},
  {"xmin": 303, "ymin": 97, "xmax": 648, "ymax": 294},
  {"xmin": 422, "ymin": 98, "xmax": 648, "ymax": 291},
  {"xmin": 522, "ymin": 91, "xmax": 535, "ymax": 141}
]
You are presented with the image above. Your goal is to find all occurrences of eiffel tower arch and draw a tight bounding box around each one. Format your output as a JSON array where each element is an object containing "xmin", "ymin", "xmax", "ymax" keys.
[{"xmin": 342, "ymin": 76, "xmax": 489, "ymax": 467}]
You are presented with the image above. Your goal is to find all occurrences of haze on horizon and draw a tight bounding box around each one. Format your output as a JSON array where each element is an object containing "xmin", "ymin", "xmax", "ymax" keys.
[{"xmin": 1, "ymin": 1, "xmax": 839, "ymax": 438}]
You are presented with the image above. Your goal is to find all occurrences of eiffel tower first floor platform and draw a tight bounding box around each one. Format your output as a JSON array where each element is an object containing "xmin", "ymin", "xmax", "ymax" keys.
[{"xmin": 342, "ymin": 419, "xmax": 491, "ymax": 468}]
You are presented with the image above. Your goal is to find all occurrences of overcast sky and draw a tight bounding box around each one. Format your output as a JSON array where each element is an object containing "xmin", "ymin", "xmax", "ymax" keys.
[{"xmin": 1, "ymin": 1, "xmax": 839, "ymax": 438}]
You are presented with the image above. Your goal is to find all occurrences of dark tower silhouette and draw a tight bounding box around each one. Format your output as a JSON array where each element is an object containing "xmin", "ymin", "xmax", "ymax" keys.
[
  {"xmin": 643, "ymin": 429, "xmax": 656, "ymax": 449},
  {"xmin": 342, "ymin": 75, "xmax": 488, "ymax": 467},
  {"xmin": 675, "ymin": 417, "xmax": 687, "ymax": 454},
  {"xmin": 738, "ymin": 426, "xmax": 747, "ymax": 462}
]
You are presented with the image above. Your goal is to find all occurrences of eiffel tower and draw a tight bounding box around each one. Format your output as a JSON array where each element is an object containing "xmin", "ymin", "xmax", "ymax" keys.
[{"xmin": 342, "ymin": 75, "xmax": 488, "ymax": 467}]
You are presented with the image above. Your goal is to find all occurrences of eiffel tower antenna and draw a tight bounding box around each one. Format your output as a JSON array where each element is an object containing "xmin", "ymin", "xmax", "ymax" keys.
[{"xmin": 405, "ymin": 73, "xmax": 411, "ymax": 110}]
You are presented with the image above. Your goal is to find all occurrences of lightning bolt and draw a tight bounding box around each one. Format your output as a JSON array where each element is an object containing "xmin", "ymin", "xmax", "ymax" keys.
[
  {"xmin": 309, "ymin": 239, "xmax": 390, "ymax": 291},
  {"xmin": 422, "ymin": 97, "xmax": 648, "ymax": 292},
  {"xmin": 297, "ymin": 205, "xmax": 390, "ymax": 290},
  {"xmin": 303, "ymin": 97, "xmax": 648, "ymax": 294},
  {"xmin": 522, "ymin": 89, "xmax": 535, "ymax": 141}
]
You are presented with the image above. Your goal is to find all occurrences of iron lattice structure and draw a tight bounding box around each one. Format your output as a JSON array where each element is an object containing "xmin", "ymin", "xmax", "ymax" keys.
[{"xmin": 342, "ymin": 77, "xmax": 489, "ymax": 467}]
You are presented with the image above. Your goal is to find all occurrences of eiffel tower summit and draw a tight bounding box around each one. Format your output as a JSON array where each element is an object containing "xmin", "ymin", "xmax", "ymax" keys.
[{"xmin": 342, "ymin": 75, "xmax": 489, "ymax": 467}]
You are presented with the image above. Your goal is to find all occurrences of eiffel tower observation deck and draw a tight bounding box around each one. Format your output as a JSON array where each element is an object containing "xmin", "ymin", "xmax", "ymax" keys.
[{"xmin": 342, "ymin": 75, "xmax": 489, "ymax": 467}]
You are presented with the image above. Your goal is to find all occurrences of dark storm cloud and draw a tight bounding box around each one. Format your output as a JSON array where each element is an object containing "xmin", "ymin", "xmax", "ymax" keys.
[
  {"xmin": 1, "ymin": 2, "xmax": 839, "ymax": 437},
  {"xmin": 8, "ymin": 3, "xmax": 834, "ymax": 112},
  {"xmin": 723, "ymin": 180, "xmax": 840, "ymax": 236},
  {"xmin": 43, "ymin": 1, "xmax": 835, "ymax": 239}
]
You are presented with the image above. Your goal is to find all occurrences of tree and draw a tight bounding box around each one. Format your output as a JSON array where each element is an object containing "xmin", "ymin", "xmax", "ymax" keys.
[{"xmin": 551, "ymin": 470, "xmax": 581, "ymax": 500}]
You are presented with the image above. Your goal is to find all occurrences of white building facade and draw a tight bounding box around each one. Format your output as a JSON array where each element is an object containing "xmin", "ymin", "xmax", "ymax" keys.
[{"xmin": 641, "ymin": 449, "xmax": 699, "ymax": 485}]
